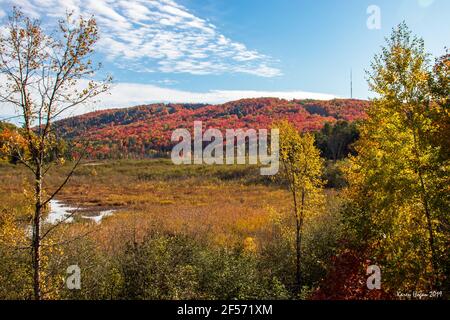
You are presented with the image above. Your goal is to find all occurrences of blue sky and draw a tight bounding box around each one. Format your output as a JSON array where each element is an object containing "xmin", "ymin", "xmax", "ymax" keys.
[{"xmin": 0, "ymin": 0, "xmax": 449, "ymax": 117}]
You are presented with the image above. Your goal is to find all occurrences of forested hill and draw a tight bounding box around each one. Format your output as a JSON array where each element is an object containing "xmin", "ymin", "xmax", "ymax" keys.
[{"xmin": 54, "ymin": 98, "xmax": 369, "ymax": 158}]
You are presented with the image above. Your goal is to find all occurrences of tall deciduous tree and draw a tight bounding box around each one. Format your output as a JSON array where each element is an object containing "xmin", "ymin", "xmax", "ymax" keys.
[
  {"xmin": 0, "ymin": 8, "xmax": 111, "ymax": 300},
  {"xmin": 275, "ymin": 120, "xmax": 324, "ymax": 293},
  {"xmin": 345, "ymin": 23, "xmax": 448, "ymax": 291}
]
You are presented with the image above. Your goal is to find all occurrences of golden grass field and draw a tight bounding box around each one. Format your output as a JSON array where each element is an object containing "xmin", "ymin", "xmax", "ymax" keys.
[
  {"xmin": 0, "ymin": 159, "xmax": 351, "ymax": 299},
  {"xmin": 0, "ymin": 159, "xmax": 340, "ymax": 251}
]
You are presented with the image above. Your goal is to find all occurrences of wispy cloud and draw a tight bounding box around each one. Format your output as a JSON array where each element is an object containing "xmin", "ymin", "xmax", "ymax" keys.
[{"xmin": 0, "ymin": 0, "xmax": 282, "ymax": 77}]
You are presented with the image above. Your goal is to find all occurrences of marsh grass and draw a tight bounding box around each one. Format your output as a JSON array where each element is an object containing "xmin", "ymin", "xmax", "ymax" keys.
[{"xmin": 0, "ymin": 159, "xmax": 343, "ymax": 299}]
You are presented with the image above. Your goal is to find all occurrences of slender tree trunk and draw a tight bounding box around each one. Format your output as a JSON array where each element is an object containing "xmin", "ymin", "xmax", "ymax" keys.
[
  {"xmin": 411, "ymin": 125, "xmax": 437, "ymax": 285},
  {"xmin": 291, "ymin": 188, "xmax": 301, "ymax": 293},
  {"xmin": 295, "ymin": 210, "xmax": 301, "ymax": 291},
  {"xmin": 418, "ymin": 168, "xmax": 437, "ymax": 283},
  {"xmin": 32, "ymin": 165, "xmax": 42, "ymax": 300},
  {"xmin": 293, "ymin": 189, "xmax": 305, "ymax": 294}
]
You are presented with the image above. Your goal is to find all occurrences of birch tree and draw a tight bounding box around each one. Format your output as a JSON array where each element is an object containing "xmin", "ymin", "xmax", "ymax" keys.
[
  {"xmin": 0, "ymin": 8, "xmax": 111, "ymax": 300},
  {"xmin": 275, "ymin": 120, "xmax": 324, "ymax": 293}
]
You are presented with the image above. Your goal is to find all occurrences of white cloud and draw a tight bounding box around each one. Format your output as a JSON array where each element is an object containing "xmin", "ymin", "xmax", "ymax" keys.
[
  {"xmin": 59, "ymin": 82, "xmax": 337, "ymax": 117},
  {"xmin": 0, "ymin": 0, "xmax": 282, "ymax": 77},
  {"xmin": 0, "ymin": 77, "xmax": 336, "ymax": 120}
]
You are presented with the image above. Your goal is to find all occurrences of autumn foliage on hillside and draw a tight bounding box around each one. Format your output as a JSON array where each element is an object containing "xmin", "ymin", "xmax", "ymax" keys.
[{"xmin": 55, "ymin": 98, "xmax": 368, "ymax": 158}]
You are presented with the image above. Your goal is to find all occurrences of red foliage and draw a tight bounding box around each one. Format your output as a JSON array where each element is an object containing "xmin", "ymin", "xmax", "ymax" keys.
[
  {"xmin": 55, "ymin": 98, "xmax": 369, "ymax": 158},
  {"xmin": 311, "ymin": 247, "xmax": 393, "ymax": 300}
]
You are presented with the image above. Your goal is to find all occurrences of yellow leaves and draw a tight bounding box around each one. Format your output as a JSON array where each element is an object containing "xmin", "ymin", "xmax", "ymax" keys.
[
  {"xmin": 273, "ymin": 120, "xmax": 324, "ymax": 198},
  {"xmin": 345, "ymin": 23, "xmax": 449, "ymax": 292},
  {"xmin": 0, "ymin": 207, "xmax": 31, "ymax": 299},
  {"xmin": 243, "ymin": 237, "xmax": 257, "ymax": 254},
  {"xmin": 373, "ymin": 203, "xmax": 436, "ymax": 291},
  {"xmin": 0, "ymin": 209, "xmax": 23, "ymax": 247},
  {"xmin": 39, "ymin": 236, "xmax": 66, "ymax": 300},
  {"xmin": 266, "ymin": 205, "xmax": 283, "ymax": 226}
]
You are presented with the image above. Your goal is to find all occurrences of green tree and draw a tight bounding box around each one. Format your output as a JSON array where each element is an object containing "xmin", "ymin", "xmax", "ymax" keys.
[{"xmin": 314, "ymin": 121, "xmax": 359, "ymax": 161}]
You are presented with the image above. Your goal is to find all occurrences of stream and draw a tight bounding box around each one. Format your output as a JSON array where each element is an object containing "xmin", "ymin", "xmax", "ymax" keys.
[{"xmin": 46, "ymin": 200, "xmax": 115, "ymax": 224}]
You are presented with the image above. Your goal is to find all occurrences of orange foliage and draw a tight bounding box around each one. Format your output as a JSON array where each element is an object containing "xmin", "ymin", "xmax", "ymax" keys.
[{"xmin": 55, "ymin": 98, "xmax": 369, "ymax": 158}]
